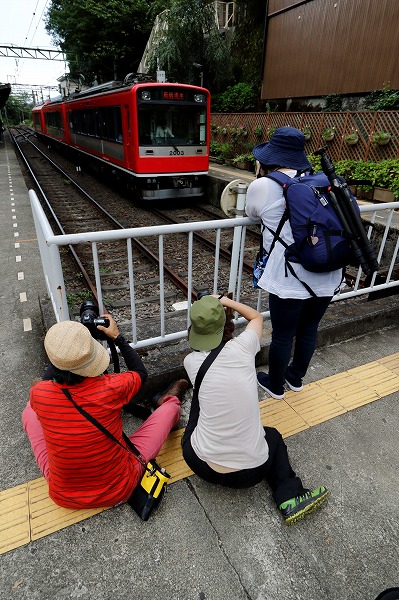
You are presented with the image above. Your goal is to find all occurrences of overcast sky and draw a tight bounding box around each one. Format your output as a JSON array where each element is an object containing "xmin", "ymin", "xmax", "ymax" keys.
[{"xmin": 1, "ymin": 0, "xmax": 67, "ymax": 98}]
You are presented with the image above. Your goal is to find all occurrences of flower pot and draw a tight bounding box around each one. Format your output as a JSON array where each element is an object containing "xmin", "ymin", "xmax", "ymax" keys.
[
  {"xmin": 376, "ymin": 137, "xmax": 391, "ymax": 146},
  {"xmin": 235, "ymin": 161, "xmax": 250, "ymax": 170},
  {"xmin": 323, "ymin": 133, "xmax": 335, "ymax": 142},
  {"xmin": 373, "ymin": 187, "xmax": 395, "ymax": 203},
  {"xmin": 346, "ymin": 136, "xmax": 358, "ymax": 146},
  {"xmin": 304, "ymin": 133, "xmax": 311, "ymax": 141}
]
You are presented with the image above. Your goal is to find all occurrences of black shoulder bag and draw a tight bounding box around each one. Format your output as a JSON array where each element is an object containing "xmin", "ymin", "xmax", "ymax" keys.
[{"xmin": 61, "ymin": 388, "xmax": 170, "ymax": 521}]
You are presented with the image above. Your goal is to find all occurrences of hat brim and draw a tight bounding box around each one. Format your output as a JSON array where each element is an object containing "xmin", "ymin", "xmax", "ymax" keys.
[
  {"xmin": 189, "ymin": 328, "xmax": 224, "ymax": 352},
  {"xmin": 253, "ymin": 142, "xmax": 311, "ymax": 172}
]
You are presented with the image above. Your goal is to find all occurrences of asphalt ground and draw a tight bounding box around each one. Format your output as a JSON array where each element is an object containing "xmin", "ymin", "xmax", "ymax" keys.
[{"xmin": 1, "ymin": 137, "xmax": 398, "ymax": 600}]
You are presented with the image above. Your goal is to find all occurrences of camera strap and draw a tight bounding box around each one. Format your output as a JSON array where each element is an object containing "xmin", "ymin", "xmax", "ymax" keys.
[
  {"xmin": 193, "ymin": 341, "xmax": 226, "ymax": 395},
  {"xmin": 61, "ymin": 388, "xmax": 147, "ymax": 470}
]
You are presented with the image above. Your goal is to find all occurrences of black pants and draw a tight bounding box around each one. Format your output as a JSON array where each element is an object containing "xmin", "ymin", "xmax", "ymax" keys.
[{"xmin": 182, "ymin": 391, "xmax": 305, "ymax": 506}]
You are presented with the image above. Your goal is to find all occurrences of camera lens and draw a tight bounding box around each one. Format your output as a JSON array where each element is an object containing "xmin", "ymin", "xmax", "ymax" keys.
[{"xmin": 197, "ymin": 290, "xmax": 210, "ymax": 300}]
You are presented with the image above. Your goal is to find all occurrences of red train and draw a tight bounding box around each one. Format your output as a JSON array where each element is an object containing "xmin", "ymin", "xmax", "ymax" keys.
[{"xmin": 32, "ymin": 78, "xmax": 210, "ymax": 201}]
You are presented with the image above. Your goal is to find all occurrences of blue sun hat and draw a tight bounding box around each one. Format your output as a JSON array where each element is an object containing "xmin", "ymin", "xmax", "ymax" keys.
[{"xmin": 253, "ymin": 126, "xmax": 312, "ymax": 172}]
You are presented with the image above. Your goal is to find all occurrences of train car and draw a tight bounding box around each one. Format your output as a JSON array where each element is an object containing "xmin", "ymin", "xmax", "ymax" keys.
[{"xmin": 32, "ymin": 78, "xmax": 210, "ymax": 201}]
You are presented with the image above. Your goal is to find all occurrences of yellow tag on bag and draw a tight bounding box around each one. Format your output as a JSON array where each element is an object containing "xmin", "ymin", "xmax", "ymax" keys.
[
  {"xmin": 140, "ymin": 462, "xmax": 170, "ymax": 498},
  {"xmin": 127, "ymin": 459, "xmax": 171, "ymax": 521}
]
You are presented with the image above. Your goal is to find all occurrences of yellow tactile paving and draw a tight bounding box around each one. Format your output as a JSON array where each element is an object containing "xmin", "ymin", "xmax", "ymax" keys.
[
  {"xmin": 2, "ymin": 351, "xmax": 399, "ymax": 555},
  {"xmin": 316, "ymin": 372, "xmax": 380, "ymax": 410},
  {"xmin": 283, "ymin": 381, "xmax": 347, "ymax": 426},
  {"xmin": 28, "ymin": 478, "xmax": 106, "ymax": 541},
  {"xmin": 259, "ymin": 397, "xmax": 308, "ymax": 437},
  {"xmin": 0, "ymin": 483, "xmax": 30, "ymax": 554}
]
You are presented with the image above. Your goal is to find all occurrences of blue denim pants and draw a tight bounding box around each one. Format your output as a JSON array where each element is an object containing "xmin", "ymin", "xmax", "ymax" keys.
[{"xmin": 268, "ymin": 293, "xmax": 332, "ymax": 391}]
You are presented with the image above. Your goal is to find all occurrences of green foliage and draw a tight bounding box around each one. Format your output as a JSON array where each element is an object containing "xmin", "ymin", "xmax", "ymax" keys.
[
  {"xmin": 211, "ymin": 83, "xmax": 257, "ymax": 113},
  {"xmin": 364, "ymin": 85, "xmax": 399, "ymax": 111},
  {"xmin": 152, "ymin": 0, "xmax": 233, "ymax": 91},
  {"xmin": 306, "ymin": 156, "xmax": 399, "ymax": 199},
  {"xmin": 45, "ymin": 0, "xmax": 165, "ymax": 83},
  {"xmin": 323, "ymin": 94, "xmax": 343, "ymax": 112},
  {"xmin": 230, "ymin": 0, "xmax": 266, "ymax": 91},
  {"xmin": 4, "ymin": 94, "xmax": 34, "ymax": 125}
]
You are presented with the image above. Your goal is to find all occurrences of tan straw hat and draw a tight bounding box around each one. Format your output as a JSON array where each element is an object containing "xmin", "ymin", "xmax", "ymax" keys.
[{"xmin": 44, "ymin": 320, "xmax": 110, "ymax": 377}]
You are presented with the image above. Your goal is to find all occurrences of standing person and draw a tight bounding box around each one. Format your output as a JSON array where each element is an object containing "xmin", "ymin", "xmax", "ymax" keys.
[
  {"xmin": 182, "ymin": 294, "xmax": 328, "ymax": 526},
  {"xmin": 245, "ymin": 127, "xmax": 343, "ymax": 399},
  {"xmin": 23, "ymin": 315, "xmax": 187, "ymax": 509}
]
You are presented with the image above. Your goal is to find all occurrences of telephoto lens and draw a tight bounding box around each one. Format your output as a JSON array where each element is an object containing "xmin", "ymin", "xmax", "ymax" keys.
[
  {"xmin": 196, "ymin": 290, "xmax": 210, "ymax": 300},
  {"xmin": 80, "ymin": 300, "xmax": 109, "ymax": 339}
]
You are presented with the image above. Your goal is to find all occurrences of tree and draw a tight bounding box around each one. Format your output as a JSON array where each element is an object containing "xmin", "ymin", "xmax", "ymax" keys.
[
  {"xmin": 230, "ymin": 0, "xmax": 266, "ymax": 91},
  {"xmin": 149, "ymin": 0, "xmax": 233, "ymax": 92},
  {"xmin": 4, "ymin": 94, "xmax": 34, "ymax": 125},
  {"xmin": 45, "ymin": 0, "xmax": 170, "ymax": 85}
]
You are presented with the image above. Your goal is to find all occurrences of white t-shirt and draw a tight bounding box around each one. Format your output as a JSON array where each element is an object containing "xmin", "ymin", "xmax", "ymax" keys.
[
  {"xmin": 245, "ymin": 170, "xmax": 343, "ymax": 299},
  {"xmin": 184, "ymin": 329, "xmax": 269, "ymax": 470}
]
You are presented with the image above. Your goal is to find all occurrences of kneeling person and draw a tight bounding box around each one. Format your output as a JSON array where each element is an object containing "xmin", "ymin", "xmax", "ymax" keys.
[
  {"xmin": 23, "ymin": 314, "xmax": 185, "ymax": 509},
  {"xmin": 182, "ymin": 295, "xmax": 328, "ymax": 526}
]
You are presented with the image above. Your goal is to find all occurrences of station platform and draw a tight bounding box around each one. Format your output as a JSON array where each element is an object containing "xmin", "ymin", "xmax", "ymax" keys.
[{"xmin": 1, "ymin": 137, "xmax": 399, "ymax": 600}]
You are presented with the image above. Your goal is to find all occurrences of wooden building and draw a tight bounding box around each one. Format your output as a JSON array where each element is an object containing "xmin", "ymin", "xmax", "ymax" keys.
[{"xmin": 262, "ymin": 0, "xmax": 399, "ymax": 103}]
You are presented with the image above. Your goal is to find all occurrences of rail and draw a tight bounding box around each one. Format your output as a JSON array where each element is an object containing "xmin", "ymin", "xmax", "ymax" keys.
[{"xmin": 29, "ymin": 189, "xmax": 399, "ymax": 349}]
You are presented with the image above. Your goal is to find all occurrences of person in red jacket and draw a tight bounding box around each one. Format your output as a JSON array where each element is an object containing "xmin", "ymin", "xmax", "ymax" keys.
[{"xmin": 22, "ymin": 314, "xmax": 187, "ymax": 508}]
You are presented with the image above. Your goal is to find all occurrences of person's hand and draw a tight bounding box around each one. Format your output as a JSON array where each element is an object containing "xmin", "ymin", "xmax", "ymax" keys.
[{"xmin": 97, "ymin": 313, "xmax": 120, "ymax": 340}]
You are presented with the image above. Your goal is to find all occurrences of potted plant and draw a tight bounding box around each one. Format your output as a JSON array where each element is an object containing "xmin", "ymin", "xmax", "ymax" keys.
[
  {"xmin": 302, "ymin": 127, "xmax": 311, "ymax": 141},
  {"xmin": 322, "ymin": 127, "xmax": 335, "ymax": 142},
  {"xmin": 268, "ymin": 126, "xmax": 277, "ymax": 138},
  {"xmin": 371, "ymin": 131, "xmax": 391, "ymax": 145},
  {"xmin": 233, "ymin": 153, "xmax": 252, "ymax": 170},
  {"xmin": 253, "ymin": 125, "xmax": 263, "ymax": 138},
  {"xmin": 344, "ymin": 130, "xmax": 359, "ymax": 145}
]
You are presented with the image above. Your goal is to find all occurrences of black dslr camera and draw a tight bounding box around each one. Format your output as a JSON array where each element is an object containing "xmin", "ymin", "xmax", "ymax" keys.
[
  {"xmin": 196, "ymin": 290, "xmax": 210, "ymax": 300},
  {"xmin": 80, "ymin": 300, "xmax": 109, "ymax": 340}
]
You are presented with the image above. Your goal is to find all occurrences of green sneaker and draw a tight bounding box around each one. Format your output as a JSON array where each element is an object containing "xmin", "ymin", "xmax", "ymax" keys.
[{"xmin": 279, "ymin": 486, "xmax": 329, "ymax": 526}]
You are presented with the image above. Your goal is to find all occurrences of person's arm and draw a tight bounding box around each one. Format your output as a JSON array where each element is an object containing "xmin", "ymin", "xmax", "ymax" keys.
[
  {"xmin": 97, "ymin": 314, "xmax": 148, "ymax": 383},
  {"xmin": 212, "ymin": 295, "xmax": 263, "ymax": 342}
]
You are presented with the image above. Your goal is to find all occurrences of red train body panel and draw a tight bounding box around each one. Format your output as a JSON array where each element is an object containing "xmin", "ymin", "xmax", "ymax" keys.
[{"xmin": 32, "ymin": 81, "xmax": 210, "ymax": 200}]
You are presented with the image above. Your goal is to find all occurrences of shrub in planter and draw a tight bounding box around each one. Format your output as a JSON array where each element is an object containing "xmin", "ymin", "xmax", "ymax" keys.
[
  {"xmin": 344, "ymin": 130, "xmax": 359, "ymax": 145},
  {"xmin": 371, "ymin": 131, "xmax": 391, "ymax": 145},
  {"xmin": 321, "ymin": 127, "xmax": 335, "ymax": 141}
]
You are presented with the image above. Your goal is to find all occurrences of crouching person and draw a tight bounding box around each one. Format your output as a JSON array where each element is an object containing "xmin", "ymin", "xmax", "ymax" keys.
[
  {"xmin": 23, "ymin": 314, "xmax": 186, "ymax": 509},
  {"xmin": 182, "ymin": 295, "xmax": 328, "ymax": 525}
]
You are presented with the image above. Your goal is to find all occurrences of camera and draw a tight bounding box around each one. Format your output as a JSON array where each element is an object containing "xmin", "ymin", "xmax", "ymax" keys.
[
  {"xmin": 196, "ymin": 290, "xmax": 210, "ymax": 300},
  {"xmin": 80, "ymin": 300, "xmax": 109, "ymax": 340}
]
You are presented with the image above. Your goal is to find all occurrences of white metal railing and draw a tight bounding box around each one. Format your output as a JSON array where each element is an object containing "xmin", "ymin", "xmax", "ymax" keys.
[{"xmin": 29, "ymin": 189, "xmax": 399, "ymax": 349}]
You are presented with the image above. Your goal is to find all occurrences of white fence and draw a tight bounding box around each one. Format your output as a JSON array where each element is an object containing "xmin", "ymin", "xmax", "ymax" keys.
[{"xmin": 29, "ymin": 189, "xmax": 399, "ymax": 349}]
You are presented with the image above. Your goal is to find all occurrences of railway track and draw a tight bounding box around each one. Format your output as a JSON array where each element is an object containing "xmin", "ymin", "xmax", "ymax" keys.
[{"xmin": 11, "ymin": 127, "xmax": 259, "ymax": 337}]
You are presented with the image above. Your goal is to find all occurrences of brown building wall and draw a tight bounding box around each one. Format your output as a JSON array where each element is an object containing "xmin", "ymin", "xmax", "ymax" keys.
[{"xmin": 262, "ymin": 0, "xmax": 399, "ymax": 100}]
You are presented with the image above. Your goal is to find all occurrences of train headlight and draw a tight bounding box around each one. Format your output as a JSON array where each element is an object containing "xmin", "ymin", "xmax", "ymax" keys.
[
  {"xmin": 141, "ymin": 91, "xmax": 151, "ymax": 100},
  {"xmin": 194, "ymin": 94, "xmax": 205, "ymax": 103}
]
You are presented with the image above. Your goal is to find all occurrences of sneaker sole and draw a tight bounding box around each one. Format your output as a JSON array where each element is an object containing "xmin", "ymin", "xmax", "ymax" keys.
[
  {"xmin": 257, "ymin": 380, "xmax": 285, "ymax": 400},
  {"xmin": 285, "ymin": 379, "xmax": 304, "ymax": 392},
  {"xmin": 284, "ymin": 490, "xmax": 329, "ymax": 526}
]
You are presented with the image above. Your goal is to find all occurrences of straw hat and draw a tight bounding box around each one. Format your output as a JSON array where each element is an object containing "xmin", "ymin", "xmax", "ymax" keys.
[
  {"xmin": 253, "ymin": 126, "xmax": 312, "ymax": 172},
  {"xmin": 44, "ymin": 321, "xmax": 110, "ymax": 377},
  {"xmin": 189, "ymin": 296, "xmax": 226, "ymax": 351}
]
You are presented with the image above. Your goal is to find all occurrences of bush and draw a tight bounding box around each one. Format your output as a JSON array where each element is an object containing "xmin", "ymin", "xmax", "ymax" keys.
[
  {"xmin": 306, "ymin": 156, "xmax": 399, "ymax": 199},
  {"xmin": 364, "ymin": 87, "xmax": 399, "ymax": 111},
  {"xmin": 211, "ymin": 83, "xmax": 257, "ymax": 113}
]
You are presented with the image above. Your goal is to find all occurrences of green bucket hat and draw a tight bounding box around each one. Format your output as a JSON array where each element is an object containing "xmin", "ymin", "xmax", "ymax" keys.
[{"xmin": 189, "ymin": 296, "xmax": 226, "ymax": 351}]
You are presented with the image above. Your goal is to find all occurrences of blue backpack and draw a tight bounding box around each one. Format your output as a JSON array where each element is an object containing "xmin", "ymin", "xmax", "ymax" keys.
[{"xmin": 265, "ymin": 171, "xmax": 360, "ymax": 274}]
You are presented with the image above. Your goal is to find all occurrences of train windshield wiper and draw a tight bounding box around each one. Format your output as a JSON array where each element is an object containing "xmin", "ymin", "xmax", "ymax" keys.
[{"xmin": 166, "ymin": 136, "xmax": 179, "ymax": 152}]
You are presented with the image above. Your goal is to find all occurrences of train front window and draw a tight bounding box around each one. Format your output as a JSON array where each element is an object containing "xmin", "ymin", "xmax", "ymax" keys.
[{"xmin": 138, "ymin": 105, "xmax": 207, "ymax": 146}]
